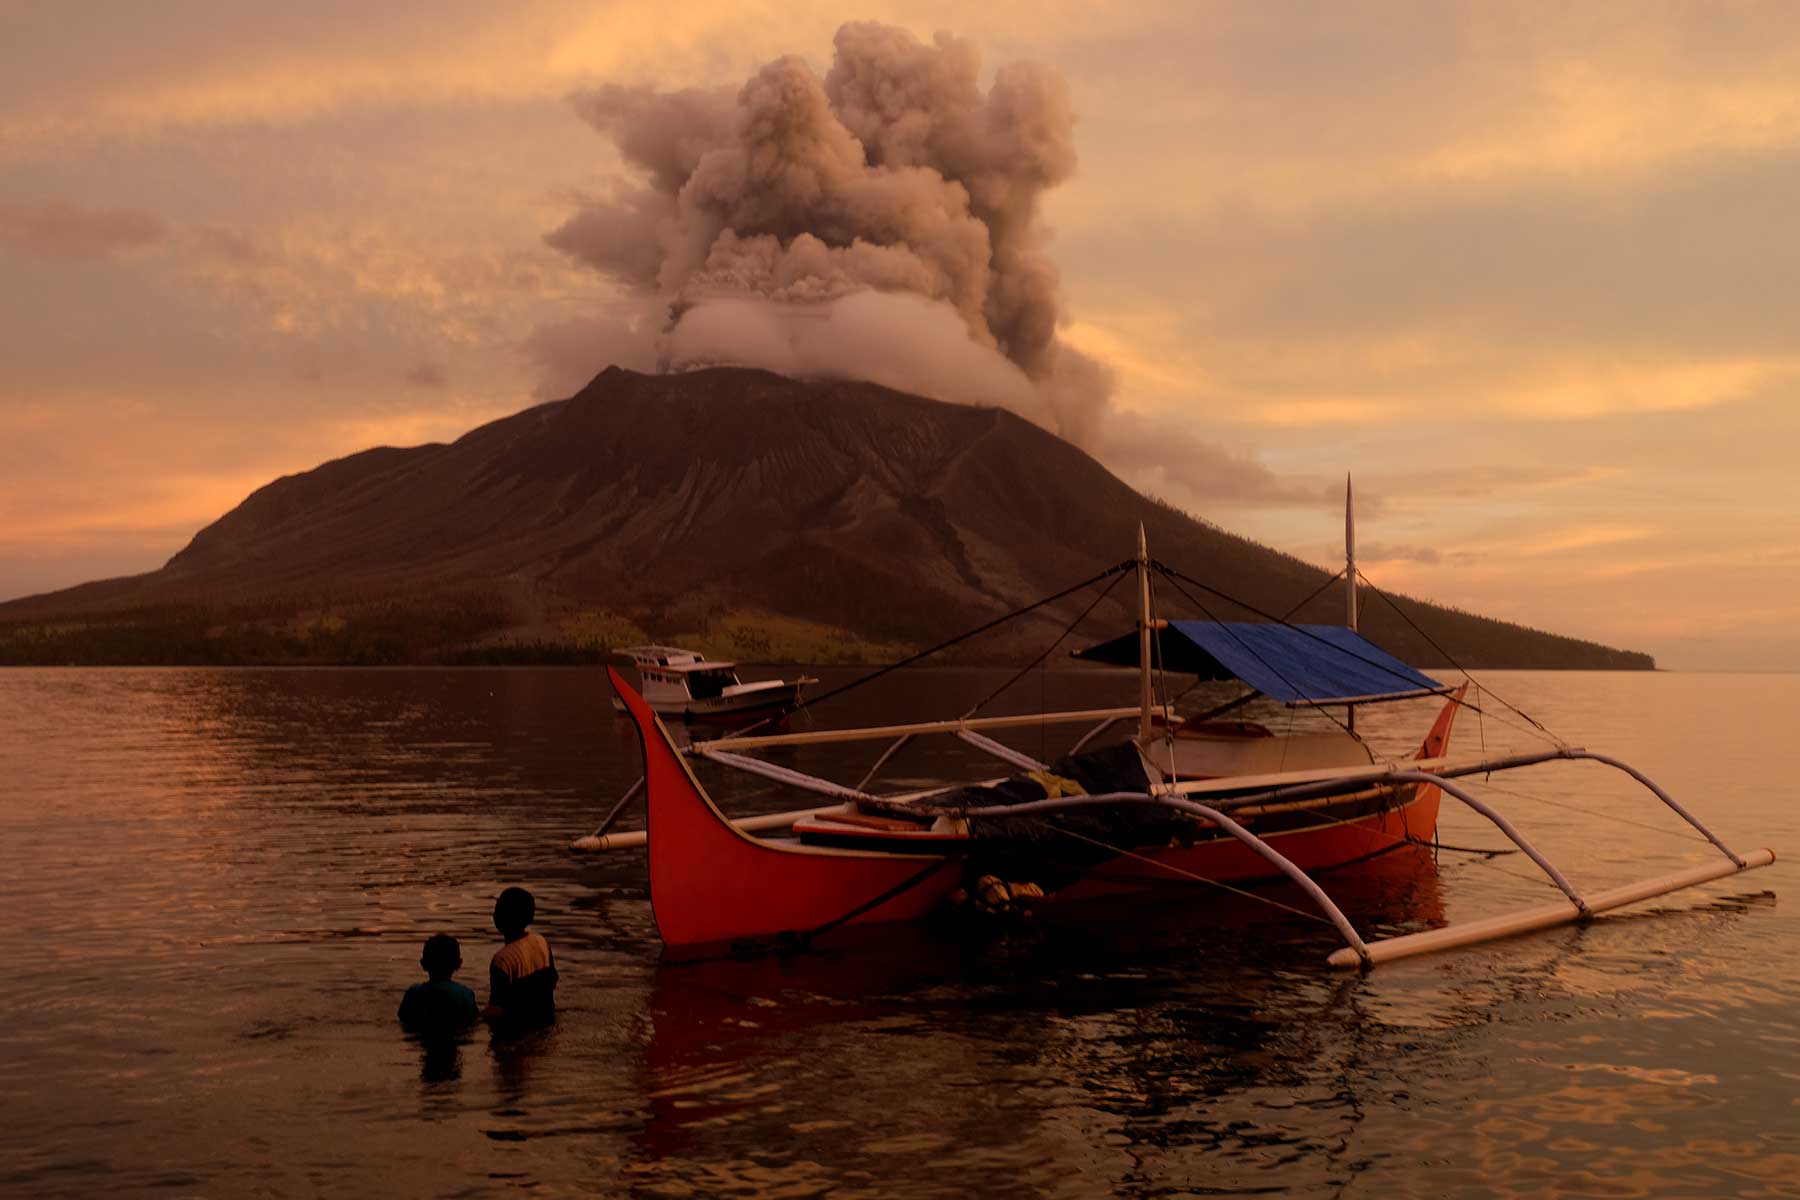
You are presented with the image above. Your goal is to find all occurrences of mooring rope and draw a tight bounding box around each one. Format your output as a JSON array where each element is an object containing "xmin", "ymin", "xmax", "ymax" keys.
[
  {"xmin": 962, "ymin": 568, "xmax": 1129, "ymax": 719},
  {"xmin": 1353, "ymin": 570, "xmax": 1561, "ymax": 744},
  {"xmin": 730, "ymin": 559, "xmax": 1137, "ymax": 740}
]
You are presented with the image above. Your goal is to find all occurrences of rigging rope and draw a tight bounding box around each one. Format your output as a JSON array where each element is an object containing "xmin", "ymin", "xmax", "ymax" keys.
[
  {"xmin": 1155, "ymin": 559, "xmax": 1553, "ymax": 748},
  {"xmin": 1354, "ymin": 570, "xmax": 1560, "ymax": 743},
  {"xmin": 1279, "ymin": 567, "xmax": 1349, "ymax": 622},
  {"xmin": 730, "ymin": 559, "xmax": 1137, "ymax": 740},
  {"xmin": 1152, "ymin": 560, "xmax": 1445, "ymax": 702},
  {"xmin": 1467, "ymin": 777, "xmax": 1709, "ymax": 844},
  {"xmin": 1040, "ymin": 822, "xmax": 1335, "ymax": 925},
  {"xmin": 1418, "ymin": 837, "xmax": 1519, "ymax": 856},
  {"xmin": 803, "ymin": 859, "xmax": 958, "ymax": 943},
  {"xmin": 1154, "ymin": 567, "xmax": 1362, "ymax": 742},
  {"xmin": 962, "ymin": 568, "xmax": 1129, "ymax": 719}
]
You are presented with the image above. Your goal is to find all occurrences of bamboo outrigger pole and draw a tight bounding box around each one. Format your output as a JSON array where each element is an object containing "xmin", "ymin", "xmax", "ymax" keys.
[{"xmin": 1327, "ymin": 848, "xmax": 1777, "ymax": 969}]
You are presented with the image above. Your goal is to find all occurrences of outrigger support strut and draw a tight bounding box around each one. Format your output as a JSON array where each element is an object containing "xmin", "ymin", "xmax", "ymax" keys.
[
  {"xmin": 1572, "ymin": 752, "xmax": 1748, "ymax": 868},
  {"xmin": 1159, "ymin": 796, "xmax": 1375, "ymax": 968},
  {"xmin": 950, "ymin": 742, "xmax": 1776, "ymax": 971},
  {"xmin": 1384, "ymin": 770, "xmax": 1588, "ymax": 914},
  {"xmin": 694, "ymin": 746, "xmax": 877, "ymax": 802},
  {"xmin": 569, "ymin": 776, "xmax": 645, "ymax": 851},
  {"xmin": 957, "ymin": 789, "xmax": 1376, "ymax": 968},
  {"xmin": 1069, "ymin": 714, "xmax": 1127, "ymax": 756},
  {"xmin": 856, "ymin": 734, "xmax": 915, "ymax": 792},
  {"xmin": 956, "ymin": 728, "xmax": 1047, "ymax": 772},
  {"xmin": 1186, "ymin": 747, "xmax": 1755, "ymax": 871}
]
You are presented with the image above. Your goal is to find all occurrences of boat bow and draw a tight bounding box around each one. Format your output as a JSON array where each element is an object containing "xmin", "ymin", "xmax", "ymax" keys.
[{"xmin": 609, "ymin": 667, "xmax": 960, "ymax": 951}]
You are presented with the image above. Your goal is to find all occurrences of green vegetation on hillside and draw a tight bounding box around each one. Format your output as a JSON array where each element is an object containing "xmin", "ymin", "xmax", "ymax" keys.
[
  {"xmin": 0, "ymin": 603, "xmax": 919, "ymax": 668},
  {"xmin": 0, "ymin": 593, "xmax": 513, "ymax": 666}
]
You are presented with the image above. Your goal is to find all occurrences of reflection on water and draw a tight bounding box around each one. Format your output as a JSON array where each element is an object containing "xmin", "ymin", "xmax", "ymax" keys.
[
  {"xmin": 0, "ymin": 667, "xmax": 1794, "ymax": 1197},
  {"xmin": 414, "ymin": 1032, "xmax": 466, "ymax": 1086}
]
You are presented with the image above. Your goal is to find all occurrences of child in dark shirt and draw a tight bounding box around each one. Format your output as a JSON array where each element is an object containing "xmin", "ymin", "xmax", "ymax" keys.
[
  {"xmin": 398, "ymin": 933, "xmax": 480, "ymax": 1034},
  {"xmin": 485, "ymin": 887, "xmax": 558, "ymax": 1028}
]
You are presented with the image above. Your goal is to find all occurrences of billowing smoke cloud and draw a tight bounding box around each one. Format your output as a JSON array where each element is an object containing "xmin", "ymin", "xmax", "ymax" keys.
[{"xmin": 545, "ymin": 21, "xmax": 1113, "ymax": 446}]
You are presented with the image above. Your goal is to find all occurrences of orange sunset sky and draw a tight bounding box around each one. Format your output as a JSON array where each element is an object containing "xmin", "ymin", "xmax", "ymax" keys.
[{"xmin": 2, "ymin": 2, "xmax": 1797, "ymax": 670}]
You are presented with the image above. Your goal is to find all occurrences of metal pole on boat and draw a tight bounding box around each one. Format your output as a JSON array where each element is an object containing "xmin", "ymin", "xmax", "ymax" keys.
[
  {"xmin": 1345, "ymin": 475, "xmax": 1358, "ymax": 734},
  {"xmin": 1345, "ymin": 474, "xmax": 1357, "ymax": 632},
  {"xmin": 1137, "ymin": 523, "xmax": 1154, "ymax": 743}
]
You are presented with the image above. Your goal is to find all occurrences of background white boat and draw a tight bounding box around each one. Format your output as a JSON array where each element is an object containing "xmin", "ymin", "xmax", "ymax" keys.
[{"xmin": 609, "ymin": 644, "xmax": 816, "ymax": 721}]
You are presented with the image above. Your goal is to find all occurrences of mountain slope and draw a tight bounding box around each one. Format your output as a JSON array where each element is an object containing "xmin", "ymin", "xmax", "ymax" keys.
[{"xmin": 0, "ymin": 367, "xmax": 1653, "ymax": 668}]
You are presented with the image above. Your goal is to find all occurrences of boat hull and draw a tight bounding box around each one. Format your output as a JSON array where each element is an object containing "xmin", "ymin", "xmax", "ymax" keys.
[
  {"xmin": 1055, "ymin": 786, "xmax": 1440, "ymax": 899},
  {"xmin": 1065, "ymin": 692, "xmax": 1461, "ymax": 899},
  {"xmin": 610, "ymin": 668, "xmax": 1463, "ymax": 950},
  {"xmin": 612, "ymin": 668, "xmax": 961, "ymax": 950}
]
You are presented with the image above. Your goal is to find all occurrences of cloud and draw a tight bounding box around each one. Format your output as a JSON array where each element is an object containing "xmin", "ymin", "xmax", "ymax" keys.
[
  {"xmin": 1095, "ymin": 411, "xmax": 1336, "ymax": 511},
  {"xmin": 0, "ymin": 201, "xmax": 169, "ymax": 259},
  {"xmin": 1359, "ymin": 542, "xmax": 1442, "ymax": 566},
  {"xmin": 665, "ymin": 291, "xmax": 1047, "ymax": 413},
  {"xmin": 1511, "ymin": 523, "xmax": 1658, "ymax": 557},
  {"xmin": 405, "ymin": 362, "xmax": 449, "ymax": 389},
  {"xmin": 171, "ymin": 219, "xmax": 572, "ymax": 344}
]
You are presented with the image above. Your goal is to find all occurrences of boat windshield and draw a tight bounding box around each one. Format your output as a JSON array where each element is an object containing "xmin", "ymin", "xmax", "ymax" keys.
[{"xmin": 685, "ymin": 669, "xmax": 735, "ymax": 700}]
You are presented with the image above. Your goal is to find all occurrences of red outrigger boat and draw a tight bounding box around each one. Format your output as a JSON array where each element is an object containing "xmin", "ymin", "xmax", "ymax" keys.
[
  {"xmin": 584, "ymin": 519, "xmax": 1774, "ymax": 969},
  {"xmin": 611, "ymin": 664, "xmax": 1463, "ymax": 951}
]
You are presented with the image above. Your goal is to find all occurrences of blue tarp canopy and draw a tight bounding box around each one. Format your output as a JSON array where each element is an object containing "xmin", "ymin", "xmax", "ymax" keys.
[{"xmin": 1072, "ymin": 621, "xmax": 1443, "ymax": 704}]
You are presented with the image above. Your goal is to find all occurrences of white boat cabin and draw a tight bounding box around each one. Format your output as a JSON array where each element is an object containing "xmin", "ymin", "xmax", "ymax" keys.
[
  {"xmin": 612, "ymin": 644, "xmax": 815, "ymax": 718},
  {"xmin": 618, "ymin": 645, "xmax": 743, "ymax": 703}
]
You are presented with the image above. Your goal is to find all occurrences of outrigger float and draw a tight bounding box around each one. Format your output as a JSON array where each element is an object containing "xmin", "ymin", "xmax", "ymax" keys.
[{"xmin": 580, "ymin": 497, "xmax": 1774, "ymax": 970}]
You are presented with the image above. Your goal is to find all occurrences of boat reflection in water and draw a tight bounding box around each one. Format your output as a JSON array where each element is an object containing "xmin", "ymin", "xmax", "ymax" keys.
[{"xmin": 624, "ymin": 844, "xmax": 1451, "ymax": 1189}]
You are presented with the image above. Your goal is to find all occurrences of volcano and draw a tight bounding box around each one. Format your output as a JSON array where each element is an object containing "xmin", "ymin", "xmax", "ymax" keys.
[{"xmin": 0, "ymin": 367, "xmax": 1653, "ymax": 669}]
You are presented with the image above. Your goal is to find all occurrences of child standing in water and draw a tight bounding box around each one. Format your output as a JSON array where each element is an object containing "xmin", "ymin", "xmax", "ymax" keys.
[
  {"xmin": 485, "ymin": 887, "xmax": 558, "ymax": 1028},
  {"xmin": 398, "ymin": 934, "xmax": 480, "ymax": 1034}
]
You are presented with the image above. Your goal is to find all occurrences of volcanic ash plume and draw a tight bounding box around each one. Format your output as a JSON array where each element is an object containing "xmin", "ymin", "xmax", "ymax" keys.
[{"xmin": 546, "ymin": 21, "xmax": 1113, "ymax": 446}]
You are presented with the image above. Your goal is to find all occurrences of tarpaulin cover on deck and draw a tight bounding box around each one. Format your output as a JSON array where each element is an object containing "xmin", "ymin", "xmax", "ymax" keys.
[{"xmin": 1072, "ymin": 621, "xmax": 1442, "ymax": 704}]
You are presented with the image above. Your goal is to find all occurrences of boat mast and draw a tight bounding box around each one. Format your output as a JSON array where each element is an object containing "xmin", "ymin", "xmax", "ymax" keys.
[
  {"xmin": 1138, "ymin": 523, "xmax": 1154, "ymax": 743},
  {"xmin": 1345, "ymin": 475, "xmax": 1357, "ymax": 734},
  {"xmin": 1345, "ymin": 474, "xmax": 1358, "ymax": 632}
]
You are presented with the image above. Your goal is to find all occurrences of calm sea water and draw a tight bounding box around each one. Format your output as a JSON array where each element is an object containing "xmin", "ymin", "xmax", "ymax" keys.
[{"xmin": 0, "ymin": 666, "xmax": 1794, "ymax": 1198}]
